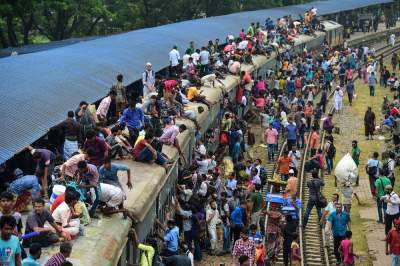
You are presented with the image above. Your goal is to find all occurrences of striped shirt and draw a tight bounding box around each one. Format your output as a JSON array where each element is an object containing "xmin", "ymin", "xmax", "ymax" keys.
[{"xmin": 44, "ymin": 252, "xmax": 66, "ymax": 266}]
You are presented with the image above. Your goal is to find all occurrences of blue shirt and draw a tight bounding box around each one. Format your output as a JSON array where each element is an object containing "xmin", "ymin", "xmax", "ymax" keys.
[
  {"xmin": 248, "ymin": 231, "xmax": 263, "ymax": 242},
  {"xmin": 369, "ymin": 75, "xmax": 376, "ymax": 86},
  {"xmin": 328, "ymin": 211, "xmax": 350, "ymax": 237},
  {"xmin": 384, "ymin": 118, "xmax": 394, "ymax": 126},
  {"xmin": 283, "ymin": 198, "xmax": 302, "ymax": 220},
  {"xmin": 0, "ymin": 235, "xmax": 21, "ymax": 266},
  {"xmin": 22, "ymin": 255, "xmax": 40, "ymax": 266},
  {"xmin": 120, "ymin": 107, "xmax": 144, "ymax": 130},
  {"xmin": 230, "ymin": 207, "xmax": 244, "ymax": 225},
  {"xmin": 164, "ymin": 226, "xmax": 179, "ymax": 252},
  {"xmin": 286, "ymin": 123, "xmax": 297, "ymax": 140},
  {"xmin": 286, "ymin": 80, "xmax": 295, "ymax": 93},
  {"xmin": 99, "ymin": 163, "xmax": 130, "ymax": 185},
  {"xmin": 272, "ymin": 120, "xmax": 281, "ymax": 132},
  {"xmin": 346, "ymin": 83, "xmax": 355, "ymax": 94},
  {"xmin": 8, "ymin": 175, "xmax": 41, "ymax": 199}
]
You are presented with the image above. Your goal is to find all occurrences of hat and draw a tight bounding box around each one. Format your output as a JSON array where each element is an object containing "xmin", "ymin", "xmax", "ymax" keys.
[
  {"xmin": 146, "ymin": 62, "xmax": 152, "ymax": 66},
  {"xmin": 289, "ymin": 169, "xmax": 295, "ymax": 174},
  {"xmin": 30, "ymin": 149, "xmax": 36, "ymax": 155},
  {"xmin": 385, "ymin": 184, "xmax": 393, "ymax": 190},
  {"xmin": 14, "ymin": 168, "xmax": 23, "ymax": 178}
]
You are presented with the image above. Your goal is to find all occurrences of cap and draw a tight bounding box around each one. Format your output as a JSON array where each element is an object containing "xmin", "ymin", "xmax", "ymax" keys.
[
  {"xmin": 289, "ymin": 169, "xmax": 295, "ymax": 174},
  {"xmin": 14, "ymin": 168, "xmax": 23, "ymax": 178},
  {"xmin": 30, "ymin": 149, "xmax": 36, "ymax": 155},
  {"xmin": 385, "ymin": 184, "xmax": 393, "ymax": 190},
  {"xmin": 146, "ymin": 62, "xmax": 152, "ymax": 66}
]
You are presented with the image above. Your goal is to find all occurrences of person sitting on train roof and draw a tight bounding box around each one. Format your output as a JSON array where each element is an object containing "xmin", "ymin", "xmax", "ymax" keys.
[
  {"xmin": 52, "ymin": 190, "xmax": 80, "ymax": 239},
  {"xmin": 159, "ymin": 119, "xmax": 188, "ymax": 165},
  {"xmin": 105, "ymin": 126, "xmax": 127, "ymax": 160},
  {"xmin": 22, "ymin": 242, "xmax": 42, "ymax": 266},
  {"xmin": 186, "ymin": 85, "xmax": 215, "ymax": 109},
  {"xmin": 82, "ymin": 129, "xmax": 109, "ymax": 168},
  {"xmin": 156, "ymin": 219, "xmax": 180, "ymax": 257},
  {"xmin": 99, "ymin": 182, "xmax": 126, "ymax": 212},
  {"xmin": 131, "ymin": 130, "xmax": 172, "ymax": 170},
  {"xmin": 44, "ymin": 241, "xmax": 73, "ymax": 266},
  {"xmin": 119, "ymin": 98, "xmax": 145, "ymax": 147},
  {"xmin": 76, "ymin": 161, "xmax": 100, "ymax": 218},
  {"xmin": 99, "ymin": 157, "xmax": 132, "ymax": 189},
  {"xmin": 0, "ymin": 215, "xmax": 22, "ymax": 266},
  {"xmin": 23, "ymin": 198, "xmax": 69, "ymax": 248},
  {"xmin": 7, "ymin": 169, "xmax": 42, "ymax": 213}
]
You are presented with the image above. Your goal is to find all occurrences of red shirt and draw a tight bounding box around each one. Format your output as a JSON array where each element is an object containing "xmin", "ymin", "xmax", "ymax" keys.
[
  {"xmin": 132, "ymin": 139, "xmax": 149, "ymax": 160},
  {"xmin": 164, "ymin": 80, "xmax": 177, "ymax": 93},
  {"xmin": 390, "ymin": 107, "xmax": 399, "ymax": 117},
  {"xmin": 387, "ymin": 228, "xmax": 400, "ymax": 255}
]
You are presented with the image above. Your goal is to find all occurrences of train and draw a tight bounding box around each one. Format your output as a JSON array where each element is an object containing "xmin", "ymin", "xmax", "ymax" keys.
[{"xmin": 38, "ymin": 20, "xmax": 344, "ymax": 266}]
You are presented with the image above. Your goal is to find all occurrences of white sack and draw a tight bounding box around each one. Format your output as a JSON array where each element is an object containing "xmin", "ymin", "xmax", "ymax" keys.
[{"xmin": 334, "ymin": 153, "xmax": 358, "ymax": 185}]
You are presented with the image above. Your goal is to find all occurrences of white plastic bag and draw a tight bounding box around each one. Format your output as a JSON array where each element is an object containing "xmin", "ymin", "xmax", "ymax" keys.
[{"xmin": 334, "ymin": 153, "xmax": 358, "ymax": 185}]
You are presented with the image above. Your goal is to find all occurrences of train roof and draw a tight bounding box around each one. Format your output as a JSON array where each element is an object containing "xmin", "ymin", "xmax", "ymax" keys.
[{"xmin": 0, "ymin": 0, "xmax": 392, "ymax": 164}]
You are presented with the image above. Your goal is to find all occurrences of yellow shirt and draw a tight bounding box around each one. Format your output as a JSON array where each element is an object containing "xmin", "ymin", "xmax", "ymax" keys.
[
  {"xmin": 187, "ymin": 87, "xmax": 199, "ymax": 100},
  {"xmin": 139, "ymin": 243, "xmax": 155, "ymax": 266}
]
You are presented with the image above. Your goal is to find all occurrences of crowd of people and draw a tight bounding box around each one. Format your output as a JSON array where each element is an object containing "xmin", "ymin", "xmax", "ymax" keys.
[{"xmin": 0, "ymin": 5, "xmax": 399, "ymax": 266}]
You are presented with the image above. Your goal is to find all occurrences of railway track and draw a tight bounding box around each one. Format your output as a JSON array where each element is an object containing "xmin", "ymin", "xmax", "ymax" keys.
[{"xmin": 298, "ymin": 40, "xmax": 400, "ymax": 266}]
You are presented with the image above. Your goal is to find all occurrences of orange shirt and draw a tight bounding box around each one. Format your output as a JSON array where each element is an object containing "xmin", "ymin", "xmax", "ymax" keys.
[
  {"xmin": 278, "ymin": 156, "xmax": 292, "ymax": 174},
  {"xmin": 286, "ymin": 176, "xmax": 298, "ymax": 196},
  {"xmin": 304, "ymin": 105, "xmax": 313, "ymax": 117},
  {"xmin": 309, "ymin": 131, "xmax": 319, "ymax": 149}
]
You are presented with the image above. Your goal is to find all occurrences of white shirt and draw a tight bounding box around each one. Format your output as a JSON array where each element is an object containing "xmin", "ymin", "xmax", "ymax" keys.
[
  {"xmin": 288, "ymin": 150, "xmax": 301, "ymax": 168},
  {"xmin": 260, "ymin": 113, "xmax": 270, "ymax": 128},
  {"xmin": 52, "ymin": 201, "xmax": 72, "ymax": 227},
  {"xmin": 334, "ymin": 89, "xmax": 343, "ymax": 101},
  {"xmin": 198, "ymin": 181, "xmax": 208, "ymax": 197},
  {"xmin": 96, "ymin": 96, "xmax": 111, "ymax": 118},
  {"xmin": 182, "ymin": 54, "xmax": 190, "ymax": 68},
  {"xmin": 382, "ymin": 192, "xmax": 400, "ymax": 215},
  {"xmin": 206, "ymin": 208, "xmax": 221, "ymax": 229},
  {"xmin": 191, "ymin": 52, "xmax": 200, "ymax": 65},
  {"xmin": 100, "ymin": 183, "xmax": 126, "ymax": 208},
  {"xmin": 199, "ymin": 50, "xmax": 210, "ymax": 65},
  {"xmin": 169, "ymin": 49, "xmax": 180, "ymax": 66},
  {"xmin": 226, "ymin": 179, "xmax": 237, "ymax": 197},
  {"xmin": 238, "ymin": 40, "xmax": 248, "ymax": 50}
]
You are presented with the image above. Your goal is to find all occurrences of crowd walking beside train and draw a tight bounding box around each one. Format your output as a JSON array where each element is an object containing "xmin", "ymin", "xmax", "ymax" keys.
[{"xmin": 0, "ymin": 6, "xmax": 400, "ymax": 266}]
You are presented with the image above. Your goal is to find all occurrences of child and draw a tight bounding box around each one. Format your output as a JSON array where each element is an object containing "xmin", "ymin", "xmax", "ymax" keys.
[
  {"xmin": 339, "ymin": 230, "xmax": 357, "ymax": 266},
  {"xmin": 0, "ymin": 192, "xmax": 22, "ymax": 237},
  {"xmin": 0, "ymin": 216, "xmax": 22, "ymax": 265},
  {"xmin": 222, "ymin": 215, "xmax": 231, "ymax": 254},
  {"xmin": 248, "ymin": 224, "xmax": 263, "ymax": 243},
  {"xmin": 291, "ymin": 232, "xmax": 301, "ymax": 266},
  {"xmin": 255, "ymin": 240, "xmax": 265, "ymax": 266}
]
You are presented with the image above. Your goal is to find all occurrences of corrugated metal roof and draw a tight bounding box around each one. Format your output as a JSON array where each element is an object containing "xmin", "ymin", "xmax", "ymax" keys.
[{"xmin": 0, "ymin": 0, "xmax": 393, "ymax": 163}]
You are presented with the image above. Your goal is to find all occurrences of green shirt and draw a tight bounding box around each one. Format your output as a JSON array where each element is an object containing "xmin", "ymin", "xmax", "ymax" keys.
[
  {"xmin": 251, "ymin": 192, "xmax": 263, "ymax": 213},
  {"xmin": 374, "ymin": 176, "xmax": 392, "ymax": 198},
  {"xmin": 351, "ymin": 146, "xmax": 361, "ymax": 166}
]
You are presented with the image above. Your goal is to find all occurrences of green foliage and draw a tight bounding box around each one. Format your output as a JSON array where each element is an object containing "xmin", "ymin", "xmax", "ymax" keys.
[{"xmin": 0, "ymin": 0, "xmax": 311, "ymax": 48}]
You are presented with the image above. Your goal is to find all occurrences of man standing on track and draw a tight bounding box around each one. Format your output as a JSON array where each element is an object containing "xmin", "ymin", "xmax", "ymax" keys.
[
  {"xmin": 333, "ymin": 86, "xmax": 344, "ymax": 114},
  {"xmin": 326, "ymin": 203, "xmax": 351, "ymax": 266},
  {"xmin": 369, "ymin": 72, "xmax": 377, "ymax": 96},
  {"xmin": 364, "ymin": 107, "xmax": 376, "ymax": 140}
]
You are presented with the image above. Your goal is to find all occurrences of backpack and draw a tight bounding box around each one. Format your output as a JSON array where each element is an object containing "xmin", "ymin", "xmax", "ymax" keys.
[
  {"xmin": 380, "ymin": 159, "xmax": 392, "ymax": 176},
  {"xmin": 367, "ymin": 161, "xmax": 379, "ymax": 176},
  {"xmin": 327, "ymin": 143, "xmax": 336, "ymax": 158},
  {"xmin": 144, "ymin": 70, "xmax": 155, "ymax": 83}
]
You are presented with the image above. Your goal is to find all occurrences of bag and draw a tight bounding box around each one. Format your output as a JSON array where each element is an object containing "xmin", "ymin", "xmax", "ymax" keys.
[
  {"xmin": 367, "ymin": 161, "xmax": 379, "ymax": 176},
  {"xmin": 327, "ymin": 143, "xmax": 336, "ymax": 158},
  {"xmin": 380, "ymin": 160, "xmax": 391, "ymax": 176},
  {"xmin": 219, "ymin": 131, "xmax": 229, "ymax": 145}
]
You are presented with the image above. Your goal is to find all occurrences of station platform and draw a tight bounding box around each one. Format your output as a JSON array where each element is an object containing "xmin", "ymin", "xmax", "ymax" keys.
[{"xmin": 347, "ymin": 21, "xmax": 400, "ymax": 47}]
